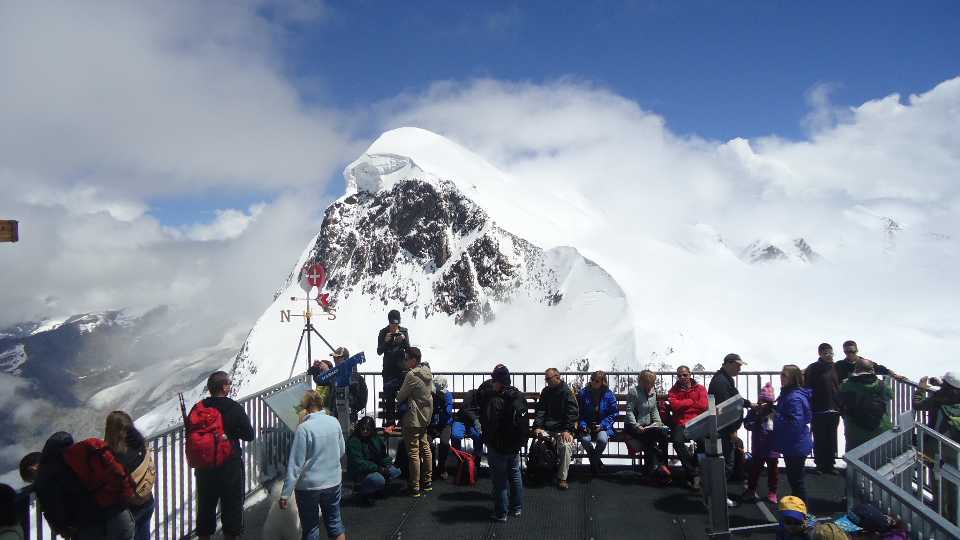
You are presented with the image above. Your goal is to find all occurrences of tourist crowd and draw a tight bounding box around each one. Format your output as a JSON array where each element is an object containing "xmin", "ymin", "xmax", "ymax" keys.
[{"xmin": 3, "ymin": 308, "xmax": 958, "ymax": 540}]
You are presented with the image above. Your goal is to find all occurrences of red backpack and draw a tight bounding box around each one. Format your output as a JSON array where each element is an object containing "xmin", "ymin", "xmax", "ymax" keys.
[
  {"xmin": 450, "ymin": 447, "xmax": 477, "ymax": 485},
  {"xmin": 62, "ymin": 438, "xmax": 135, "ymax": 508},
  {"xmin": 185, "ymin": 401, "xmax": 234, "ymax": 468}
]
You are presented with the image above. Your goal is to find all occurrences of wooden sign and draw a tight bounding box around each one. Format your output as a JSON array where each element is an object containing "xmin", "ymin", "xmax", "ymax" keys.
[{"xmin": 0, "ymin": 220, "xmax": 17, "ymax": 243}]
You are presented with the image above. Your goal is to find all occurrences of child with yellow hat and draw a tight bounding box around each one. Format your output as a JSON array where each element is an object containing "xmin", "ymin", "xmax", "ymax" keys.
[{"xmin": 777, "ymin": 496, "xmax": 812, "ymax": 540}]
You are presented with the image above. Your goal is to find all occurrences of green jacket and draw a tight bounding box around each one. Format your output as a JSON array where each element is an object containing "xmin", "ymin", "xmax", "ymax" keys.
[
  {"xmin": 346, "ymin": 434, "xmax": 392, "ymax": 481},
  {"xmin": 839, "ymin": 373, "xmax": 893, "ymax": 451}
]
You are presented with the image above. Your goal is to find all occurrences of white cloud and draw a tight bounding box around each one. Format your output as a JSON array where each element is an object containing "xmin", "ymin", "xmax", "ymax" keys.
[
  {"xmin": 177, "ymin": 204, "xmax": 267, "ymax": 241},
  {"xmin": 0, "ymin": 1, "xmax": 357, "ymax": 201}
]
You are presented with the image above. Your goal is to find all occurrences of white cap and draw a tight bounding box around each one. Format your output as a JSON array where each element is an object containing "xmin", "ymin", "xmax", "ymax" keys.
[{"xmin": 943, "ymin": 371, "xmax": 960, "ymax": 389}]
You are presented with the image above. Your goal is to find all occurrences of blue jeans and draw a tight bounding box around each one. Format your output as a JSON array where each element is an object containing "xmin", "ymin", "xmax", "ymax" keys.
[
  {"xmin": 132, "ymin": 500, "xmax": 155, "ymax": 540},
  {"xmin": 295, "ymin": 485, "xmax": 345, "ymax": 539},
  {"xmin": 358, "ymin": 466, "xmax": 401, "ymax": 495},
  {"xmin": 488, "ymin": 449, "xmax": 523, "ymax": 517},
  {"xmin": 579, "ymin": 431, "xmax": 609, "ymax": 465}
]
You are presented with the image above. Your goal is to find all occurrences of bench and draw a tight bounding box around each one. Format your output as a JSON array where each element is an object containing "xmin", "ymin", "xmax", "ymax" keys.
[{"xmin": 376, "ymin": 391, "xmax": 653, "ymax": 462}]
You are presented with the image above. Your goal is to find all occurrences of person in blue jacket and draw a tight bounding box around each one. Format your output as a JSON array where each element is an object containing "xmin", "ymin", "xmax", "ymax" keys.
[
  {"xmin": 430, "ymin": 375, "xmax": 455, "ymax": 480},
  {"xmin": 578, "ymin": 370, "xmax": 618, "ymax": 475},
  {"xmin": 773, "ymin": 365, "xmax": 813, "ymax": 503}
]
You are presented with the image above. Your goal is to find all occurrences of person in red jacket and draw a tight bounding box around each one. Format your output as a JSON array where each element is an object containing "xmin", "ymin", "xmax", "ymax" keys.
[{"xmin": 667, "ymin": 365, "xmax": 708, "ymax": 489}]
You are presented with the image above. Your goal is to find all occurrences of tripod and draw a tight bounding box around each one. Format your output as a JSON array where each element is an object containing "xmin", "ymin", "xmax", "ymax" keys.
[{"xmin": 287, "ymin": 308, "xmax": 337, "ymax": 381}]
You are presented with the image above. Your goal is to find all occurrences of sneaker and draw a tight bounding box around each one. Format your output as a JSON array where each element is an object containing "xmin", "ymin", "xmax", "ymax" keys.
[
  {"xmin": 766, "ymin": 491, "xmax": 778, "ymax": 505},
  {"xmin": 511, "ymin": 508, "xmax": 522, "ymax": 517},
  {"xmin": 558, "ymin": 479, "xmax": 569, "ymax": 490},
  {"xmin": 490, "ymin": 513, "xmax": 507, "ymax": 523},
  {"xmin": 726, "ymin": 497, "xmax": 736, "ymax": 508},
  {"xmin": 409, "ymin": 489, "xmax": 422, "ymax": 498},
  {"xmin": 422, "ymin": 481, "xmax": 433, "ymax": 492}
]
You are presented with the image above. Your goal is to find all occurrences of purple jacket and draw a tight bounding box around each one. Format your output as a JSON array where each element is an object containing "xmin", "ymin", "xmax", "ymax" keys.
[{"xmin": 743, "ymin": 407, "xmax": 780, "ymax": 459}]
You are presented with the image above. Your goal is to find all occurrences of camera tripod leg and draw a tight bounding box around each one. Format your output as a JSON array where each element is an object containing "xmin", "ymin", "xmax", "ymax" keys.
[{"xmin": 287, "ymin": 326, "xmax": 308, "ymax": 380}]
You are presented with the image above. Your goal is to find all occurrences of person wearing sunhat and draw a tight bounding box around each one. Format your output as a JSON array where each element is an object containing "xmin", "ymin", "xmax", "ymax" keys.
[
  {"xmin": 915, "ymin": 371, "xmax": 960, "ymax": 443},
  {"xmin": 377, "ymin": 309, "xmax": 410, "ymax": 430},
  {"xmin": 708, "ymin": 353, "xmax": 747, "ymax": 480},
  {"xmin": 776, "ymin": 496, "xmax": 812, "ymax": 540}
]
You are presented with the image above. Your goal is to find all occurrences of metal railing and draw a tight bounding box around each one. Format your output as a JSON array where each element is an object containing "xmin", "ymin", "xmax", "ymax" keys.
[
  {"xmin": 20, "ymin": 369, "xmax": 927, "ymax": 539},
  {"xmin": 844, "ymin": 410, "xmax": 960, "ymax": 539},
  {"xmin": 23, "ymin": 374, "xmax": 307, "ymax": 540}
]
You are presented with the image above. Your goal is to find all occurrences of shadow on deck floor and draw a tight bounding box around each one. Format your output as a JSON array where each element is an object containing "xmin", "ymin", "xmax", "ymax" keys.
[{"xmin": 219, "ymin": 466, "xmax": 846, "ymax": 540}]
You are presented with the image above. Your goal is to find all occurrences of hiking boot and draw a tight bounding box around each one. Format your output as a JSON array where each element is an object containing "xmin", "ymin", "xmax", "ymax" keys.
[
  {"xmin": 511, "ymin": 508, "xmax": 522, "ymax": 517},
  {"xmin": 408, "ymin": 489, "xmax": 422, "ymax": 498},
  {"xmin": 490, "ymin": 513, "xmax": 507, "ymax": 523},
  {"xmin": 766, "ymin": 491, "xmax": 778, "ymax": 505},
  {"xmin": 558, "ymin": 479, "xmax": 569, "ymax": 490},
  {"xmin": 422, "ymin": 481, "xmax": 433, "ymax": 492}
]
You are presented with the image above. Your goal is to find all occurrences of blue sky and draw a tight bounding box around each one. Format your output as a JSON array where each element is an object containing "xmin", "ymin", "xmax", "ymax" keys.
[
  {"xmin": 151, "ymin": 1, "xmax": 960, "ymax": 226},
  {"xmin": 283, "ymin": 0, "xmax": 959, "ymax": 141}
]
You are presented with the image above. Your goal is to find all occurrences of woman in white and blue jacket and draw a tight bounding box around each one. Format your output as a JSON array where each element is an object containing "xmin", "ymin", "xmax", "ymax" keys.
[{"xmin": 578, "ymin": 370, "xmax": 618, "ymax": 475}]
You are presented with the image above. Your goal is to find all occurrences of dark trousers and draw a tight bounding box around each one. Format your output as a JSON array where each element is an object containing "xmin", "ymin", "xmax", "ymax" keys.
[
  {"xmin": 783, "ymin": 456, "xmax": 807, "ymax": 502},
  {"xmin": 811, "ymin": 412, "xmax": 840, "ymax": 471},
  {"xmin": 721, "ymin": 433, "xmax": 736, "ymax": 480},
  {"xmin": 383, "ymin": 377, "xmax": 401, "ymax": 427},
  {"xmin": 625, "ymin": 426, "xmax": 667, "ymax": 470},
  {"xmin": 195, "ymin": 459, "xmax": 245, "ymax": 536},
  {"xmin": 747, "ymin": 457, "xmax": 780, "ymax": 493},
  {"xmin": 671, "ymin": 427, "xmax": 700, "ymax": 478}
]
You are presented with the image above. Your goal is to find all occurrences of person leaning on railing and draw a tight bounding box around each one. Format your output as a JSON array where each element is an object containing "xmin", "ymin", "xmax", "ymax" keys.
[
  {"xmin": 532, "ymin": 367, "xmax": 579, "ymax": 490},
  {"xmin": 914, "ymin": 371, "xmax": 960, "ymax": 443},
  {"xmin": 838, "ymin": 357, "xmax": 893, "ymax": 452}
]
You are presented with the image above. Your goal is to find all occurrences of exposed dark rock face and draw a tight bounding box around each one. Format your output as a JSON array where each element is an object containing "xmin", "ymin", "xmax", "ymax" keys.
[{"xmin": 301, "ymin": 179, "xmax": 559, "ymax": 324}]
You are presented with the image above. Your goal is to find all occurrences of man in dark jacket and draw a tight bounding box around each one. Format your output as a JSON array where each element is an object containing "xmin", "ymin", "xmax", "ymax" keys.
[
  {"xmin": 195, "ymin": 371, "xmax": 256, "ymax": 540},
  {"xmin": 835, "ymin": 340, "xmax": 901, "ymax": 383},
  {"xmin": 707, "ymin": 353, "xmax": 745, "ymax": 480},
  {"xmin": 479, "ymin": 364, "xmax": 528, "ymax": 522},
  {"xmin": 377, "ymin": 309, "xmax": 410, "ymax": 429},
  {"xmin": 804, "ymin": 343, "xmax": 841, "ymax": 475},
  {"xmin": 532, "ymin": 367, "xmax": 578, "ymax": 490}
]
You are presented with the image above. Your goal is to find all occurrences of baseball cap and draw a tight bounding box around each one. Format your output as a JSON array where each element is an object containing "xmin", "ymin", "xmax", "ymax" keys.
[
  {"xmin": 330, "ymin": 347, "xmax": 350, "ymax": 359},
  {"xmin": 778, "ymin": 495, "xmax": 807, "ymax": 523},
  {"xmin": 388, "ymin": 309, "xmax": 401, "ymax": 324},
  {"xmin": 943, "ymin": 371, "xmax": 960, "ymax": 389},
  {"xmin": 724, "ymin": 353, "xmax": 746, "ymax": 365}
]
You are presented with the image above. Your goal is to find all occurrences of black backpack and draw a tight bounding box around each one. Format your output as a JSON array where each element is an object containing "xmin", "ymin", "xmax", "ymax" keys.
[
  {"xmin": 489, "ymin": 388, "xmax": 530, "ymax": 452},
  {"xmin": 849, "ymin": 388, "xmax": 888, "ymax": 431},
  {"xmin": 526, "ymin": 438, "xmax": 558, "ymax": 484}
]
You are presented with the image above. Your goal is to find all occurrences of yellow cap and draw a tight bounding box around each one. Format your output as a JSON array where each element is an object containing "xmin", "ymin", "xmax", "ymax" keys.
[{"xmin": 778, "ymin": 495, "xmax": 807, "ymax": 514}]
